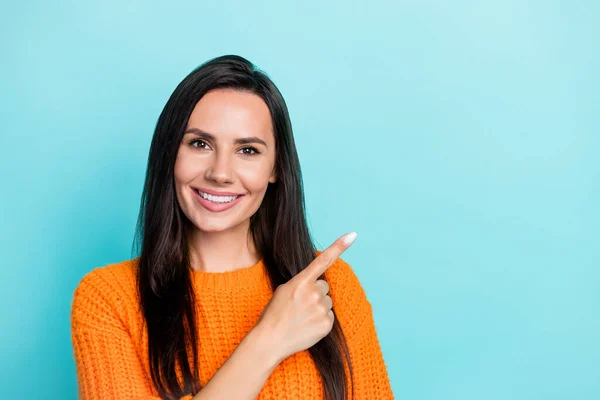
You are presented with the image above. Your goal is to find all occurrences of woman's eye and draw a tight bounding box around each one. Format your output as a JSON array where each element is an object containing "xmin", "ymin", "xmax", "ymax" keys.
[
  {"xmin": 241, "ymin": 147, "xmax": 260, "ymax": 156},
  {"xmin": 190, "ymin": 139, "xmax": 208, "ymax": 149},
  {"xmin": 189, "ymin": 140, "xmax": 260, "ymax": 156}
]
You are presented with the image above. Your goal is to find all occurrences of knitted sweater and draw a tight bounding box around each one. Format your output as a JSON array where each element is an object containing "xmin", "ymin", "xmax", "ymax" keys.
[{"xmin": 70, "ymin": 253, "xmax": 394, "ymax": 399}]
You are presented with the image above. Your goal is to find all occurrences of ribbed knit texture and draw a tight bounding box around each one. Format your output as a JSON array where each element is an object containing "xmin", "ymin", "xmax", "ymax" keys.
[{"xmin": 70, "ymin": 253, "xmax": 394, "ymax": 399}]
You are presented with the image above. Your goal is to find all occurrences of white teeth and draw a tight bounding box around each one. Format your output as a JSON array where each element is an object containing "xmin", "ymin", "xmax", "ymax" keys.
[{"xmin": 197, "ymin": 190, "xmax": 239, "ymax": 203}]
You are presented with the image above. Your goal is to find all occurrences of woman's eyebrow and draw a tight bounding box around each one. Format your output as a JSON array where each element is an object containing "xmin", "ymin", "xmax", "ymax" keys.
[{"xmin": 184, "ymin": 127, "xmax": 268, "ymax": 148}]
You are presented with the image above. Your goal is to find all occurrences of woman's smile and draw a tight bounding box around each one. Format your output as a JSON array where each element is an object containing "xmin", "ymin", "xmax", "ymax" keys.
[{"xmin": 192, "ymin": 187, "xmax": 246, "ymax": 213}]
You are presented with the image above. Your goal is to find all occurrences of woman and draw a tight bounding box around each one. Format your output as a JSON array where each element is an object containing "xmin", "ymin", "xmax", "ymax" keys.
[{"xmin": 71, "ymin": 55, "xmax": 394, "ymax": 400}]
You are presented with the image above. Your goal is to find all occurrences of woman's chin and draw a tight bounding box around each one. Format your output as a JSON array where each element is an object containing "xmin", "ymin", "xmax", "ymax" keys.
[
  {"xmin": 194, "ymin": 223, "xmax": 231, "ymax": 233},
  {"xmin": 192, "ymin": 217, "xmax": 244, "ymax": 233}
]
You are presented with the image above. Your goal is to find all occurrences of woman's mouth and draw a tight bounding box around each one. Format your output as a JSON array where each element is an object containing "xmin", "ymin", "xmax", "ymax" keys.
[{"xmin": 192, "ymin": 188, "xmax": 245, "ymax": 213}]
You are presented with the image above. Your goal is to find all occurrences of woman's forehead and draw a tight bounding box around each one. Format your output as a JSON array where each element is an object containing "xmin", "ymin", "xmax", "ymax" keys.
[{"xmin": 186, "ymin": 89, "xmax": 274, "ymax": 142}]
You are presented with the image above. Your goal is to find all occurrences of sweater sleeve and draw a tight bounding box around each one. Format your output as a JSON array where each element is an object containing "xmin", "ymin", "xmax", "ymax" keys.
[
  {"xmin": 346, "ymin": 297, "xmax": 395, "ymax": 399},
  {"xmin": 325, "ymin": 256, "xmax": 395, "ymax": 399},
  {"xmin": 70, "ymin": 269, "xmax": 194, "ymax": 400}
]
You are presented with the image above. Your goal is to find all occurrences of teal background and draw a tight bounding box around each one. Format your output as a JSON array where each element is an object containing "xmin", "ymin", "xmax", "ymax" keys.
[{"xmin": 1, "ymin": 0, "xmax": 598, "ymax": 398}]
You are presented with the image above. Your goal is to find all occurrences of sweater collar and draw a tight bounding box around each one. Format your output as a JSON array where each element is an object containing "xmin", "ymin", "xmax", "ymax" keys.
[{"xmin": 190, "ymin": 258, "xmax": 266, "ymax": 291}]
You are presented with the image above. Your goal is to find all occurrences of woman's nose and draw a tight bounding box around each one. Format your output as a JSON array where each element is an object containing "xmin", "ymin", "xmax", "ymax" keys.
[{"xmin": 205, "ymin": 153, "xmax": 234, "ymax": 184}]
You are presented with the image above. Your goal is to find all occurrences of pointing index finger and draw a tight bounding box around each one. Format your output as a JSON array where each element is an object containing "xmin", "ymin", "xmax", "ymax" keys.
[{"xmin": 298, "ymin": 232, "xmax": 357, "ymax": 282}]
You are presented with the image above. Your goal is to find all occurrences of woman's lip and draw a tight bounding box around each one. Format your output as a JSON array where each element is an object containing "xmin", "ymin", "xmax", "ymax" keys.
[
  {"xmin": 194, "ymin": 187, "xmax": 244, "ymax": 197},
  {"xmin": 192, "ymin": 188, "xmax": 244, "ymax": 213}
]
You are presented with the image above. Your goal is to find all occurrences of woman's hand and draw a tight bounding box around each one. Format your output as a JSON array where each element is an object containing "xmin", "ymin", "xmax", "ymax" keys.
[{"xmin": 255, "ymin": 232, "xmax": 358, "ymax": 364}]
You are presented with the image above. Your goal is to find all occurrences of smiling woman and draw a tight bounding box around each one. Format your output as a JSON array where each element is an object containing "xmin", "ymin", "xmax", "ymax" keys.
[
  {"xmin": 70, "ymin": 55, "xmax": 394, "ymax": 400},
  {"xmin": 173, "ymin": 88, "xmax": 277, "ymax": 246}
]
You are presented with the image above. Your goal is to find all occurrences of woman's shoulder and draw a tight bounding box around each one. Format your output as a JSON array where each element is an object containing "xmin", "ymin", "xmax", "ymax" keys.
[
  {"xmin": 313, "ymin": 249, "xmax": 366, "ymax": 293},
  {"xmin": 314, "ymin": 250, "xmax": 373, "ymax": 339},
  {"xmin": 73, "ymin": 258, "xmax": 138, "ymax": 296},
  {"xmin": 71, "ymin": 258, "xmax": 139, "ymax": 321}
]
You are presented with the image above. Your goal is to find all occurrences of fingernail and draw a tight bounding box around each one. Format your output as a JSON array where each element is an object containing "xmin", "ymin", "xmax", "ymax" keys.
[{"xmin": 343, "ymin": 232, "xmax": 357, "ymax": 245}]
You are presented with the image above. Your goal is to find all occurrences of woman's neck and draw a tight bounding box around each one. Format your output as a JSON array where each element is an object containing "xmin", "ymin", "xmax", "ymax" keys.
[{"xmin": 187, "ymin": 224, "xmax": 260, "ymax": 273}]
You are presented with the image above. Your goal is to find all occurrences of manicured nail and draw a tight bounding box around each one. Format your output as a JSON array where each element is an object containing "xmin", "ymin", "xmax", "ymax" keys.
[{"xmin": 343, "ymin": 232, "xmax": 357, "ymax": 245}]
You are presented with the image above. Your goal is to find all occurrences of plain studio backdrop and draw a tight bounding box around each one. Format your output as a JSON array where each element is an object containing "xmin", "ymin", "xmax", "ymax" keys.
[{"xmin": 1, "ymin": 0, "xmax": 598, "ymax": 398}]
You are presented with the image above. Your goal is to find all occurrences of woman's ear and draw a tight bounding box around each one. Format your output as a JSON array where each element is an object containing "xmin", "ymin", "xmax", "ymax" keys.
[{"xmin": 269, "ymin": 168, "xmax": 277, "ymax": 183}]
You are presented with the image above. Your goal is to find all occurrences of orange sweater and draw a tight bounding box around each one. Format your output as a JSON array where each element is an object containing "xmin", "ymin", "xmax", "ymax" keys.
[{"xmin": 70, "ymin": 254, "xmax": 394, "ymax": 399}]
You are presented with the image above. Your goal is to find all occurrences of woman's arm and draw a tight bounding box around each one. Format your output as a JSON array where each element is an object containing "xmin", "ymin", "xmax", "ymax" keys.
[
  {"xmin": 323, "ymin": 256, "xmax": 395, "ymax": 399},
  {"xmin": 346, "ymin": 300, "xmax": 395, "ymax": 399},
  {"xmin": 191, "ymin": 324, "xmax": 280, "ymax": 400}
]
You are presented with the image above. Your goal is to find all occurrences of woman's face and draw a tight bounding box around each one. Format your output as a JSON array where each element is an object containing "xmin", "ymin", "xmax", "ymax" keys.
[{"xmin": 174, "ymin": 88, "xmax": 277, "ymax": 234}]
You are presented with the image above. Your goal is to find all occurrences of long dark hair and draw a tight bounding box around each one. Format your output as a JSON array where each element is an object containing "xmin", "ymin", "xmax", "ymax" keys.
[{"xmin": 131, "ymin": 55, "xmax": 354, "ymax": 400}]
